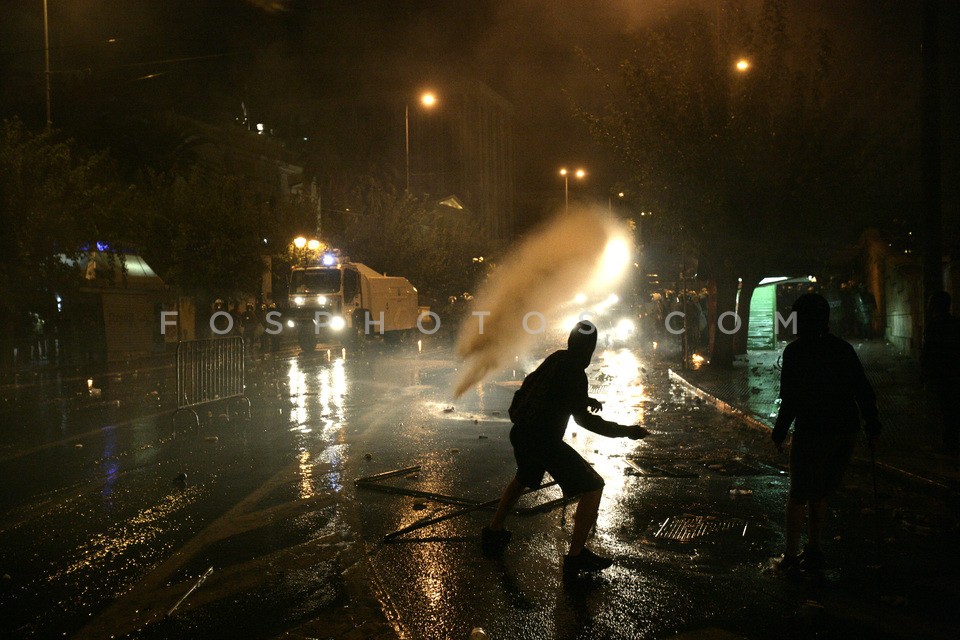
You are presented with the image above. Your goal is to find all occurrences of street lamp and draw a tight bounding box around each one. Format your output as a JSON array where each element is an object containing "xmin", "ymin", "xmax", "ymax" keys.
[
  {"xmin": 306, "ymin": 239, "xmax": 321, "ymax": 251},
  {"xmin": 42, "ymin": 0, "xmax": 52, "ymax": 129},
  {"xmin": 559, "ymin": 167, "xmax": 586, "ymax": 214},
  {"xmin": 406, "ymin": 91, "xmax": 438, "ymax": 193},
  {"xmin": 293, "ymin": 236, "xmax": 307, "ymax": 249},
  {"xmin": 608, "ymin": 190, "xmax": 625, "ymax": 214},
  {"xmin": 735, "ymin": 58, "xmax": 751, "ymax": 73}
]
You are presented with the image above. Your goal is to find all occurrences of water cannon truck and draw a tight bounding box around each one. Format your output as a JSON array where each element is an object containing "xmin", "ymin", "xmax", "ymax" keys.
[{"xmin": 285, "ymin": 253, "xmax": 424, "ymax": 351}]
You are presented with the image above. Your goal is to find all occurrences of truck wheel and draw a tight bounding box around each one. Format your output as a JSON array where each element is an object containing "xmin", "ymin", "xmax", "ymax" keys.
[{"xmin": 297, "ymin": 325, "xmax": 318, "ymax": 352}]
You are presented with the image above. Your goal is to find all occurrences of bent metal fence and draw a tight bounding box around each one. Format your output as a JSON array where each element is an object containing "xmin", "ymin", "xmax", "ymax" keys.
[{"xmin": 174, "ymin": 337, "xmax": 251, "ymax": 429}]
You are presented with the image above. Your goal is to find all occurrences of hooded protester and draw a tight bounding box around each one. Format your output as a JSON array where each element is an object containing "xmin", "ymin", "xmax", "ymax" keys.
[
  {"xmin": 482, "ymin": 320, "xmax": 649, "ymax": 574},
  {"xmin": 920, "ymin": 291, "xmax": 960, "ymax": 455},
  {"xmin": 772, "ymin": 293, "xmax": 881, "ymax": 575}
]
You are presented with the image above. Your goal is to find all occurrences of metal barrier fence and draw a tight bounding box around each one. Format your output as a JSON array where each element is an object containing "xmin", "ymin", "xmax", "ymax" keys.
[{"xmin": 174, "ymin": 337, "xmax": 251, "ymax": 429}]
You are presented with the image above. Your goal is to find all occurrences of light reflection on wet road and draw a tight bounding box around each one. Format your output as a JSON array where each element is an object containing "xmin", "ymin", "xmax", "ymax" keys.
[{"xmin": 0, "ymin": 340, "xmax": 956, "ymax": 639}]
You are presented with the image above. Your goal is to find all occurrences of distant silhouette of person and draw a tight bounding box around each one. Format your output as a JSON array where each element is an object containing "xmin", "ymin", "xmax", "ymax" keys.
[
  {"xmin": 268, "ymin": 302, "xmax": 281, "ymax": 353},
  {"xmin": 211, "ymin": 299, "xmax": 230, "ymax": 335},
  {"xmin": 921, "ymin": 291, "xmax": 960, "ymax": 455},
  {"xmin": 229, "ymin": 303, "xmax": 243, "ymax": 336},
  {"xmin": 856, "ymin": 284, "xmax": 877, "ymax": 339},
  {"xmin": 30, "ymin": 312, "xmax": 45, "ymax": 361},
  {"xmin": 257, "ymin": 301, "xmax": 271, "ymax": 353},
  {"xmin": 483, "ymin": 320, "xmax": 649, "ymax": 574},
  {"xmin": 241, "ymin": 303, "xmax": 258, "ymax": 348},
  {"xmin": 772, "ymin": 293, "xmax": 881, "ymax": 575},
  {"xmin": 839, "ymin": 281, "xmax": 857, "ymax": 337}
]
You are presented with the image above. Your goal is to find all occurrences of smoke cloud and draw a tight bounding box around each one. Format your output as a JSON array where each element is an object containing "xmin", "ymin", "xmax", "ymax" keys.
[{"xmin": 453, "ymin": 205, "xmax": 633, "ymax": 398}]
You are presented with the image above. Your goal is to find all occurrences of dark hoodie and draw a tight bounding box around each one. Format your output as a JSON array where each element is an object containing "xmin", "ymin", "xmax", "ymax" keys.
[
  {"xmin": 509, "ymin": 321, "xmax": 633, "ymax": 443},
  {"xmin": 773, "ymin": 294, "xmax": 880, "ymax": 443}
]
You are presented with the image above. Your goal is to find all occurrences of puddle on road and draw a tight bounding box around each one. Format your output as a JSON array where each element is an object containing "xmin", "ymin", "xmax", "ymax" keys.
[{"xmin": 48, "ymin": 485, "xmax": 205, "ymax": 583}]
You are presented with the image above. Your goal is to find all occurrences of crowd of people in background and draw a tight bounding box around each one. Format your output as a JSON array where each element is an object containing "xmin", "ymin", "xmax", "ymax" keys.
[
  {"xmin": 633, "ymin": 277, "xmax": 882, "ymax": 357},
  {"xmin": 638, "ymin": 288, "xmax": 710, "ymax": 353},
  {"xmin": 209, "ymin": 298, "xmax": 281, "ymax": 355},
  {"xmin": 6, "ymin": 305, "xmax": 104, "ymax": 368}
]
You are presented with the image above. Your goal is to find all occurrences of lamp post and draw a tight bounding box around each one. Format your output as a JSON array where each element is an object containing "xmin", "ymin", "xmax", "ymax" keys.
[
  {"xmin": 559, "ymin": 168, "xmax": 585, "ymax": 214},
  {"xmin": 405, "ymin": 91, "xmax": 438, "ymax": 194},
  {"xmin": 608, "ymin": 190, "xmax": 624, "ymax": 215},
  {"xmin": 42, "ymin": 0, "xmax": 52, "ymax": 129},
  {"xmin": 638, "ymin": 210, "xmax": 652, "ymax": 247}
]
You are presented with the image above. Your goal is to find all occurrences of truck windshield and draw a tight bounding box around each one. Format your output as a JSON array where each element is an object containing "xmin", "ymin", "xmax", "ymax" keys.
[{"xmin": 290, "ymin": 269, "xmax": 341, "ymax": 294}]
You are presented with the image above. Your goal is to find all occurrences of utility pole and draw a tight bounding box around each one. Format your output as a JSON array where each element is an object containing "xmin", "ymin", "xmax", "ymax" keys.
[
  {"xmin": 43, "ymin": 0, "xmax": 52, "ymax": 129},
  {"xmin": 920, "ymin": 0, "xmax": 943, "ymax": 308},
  {"xmin": 404, "ymin": 103, "xmax": 410, "ymax": 194}
]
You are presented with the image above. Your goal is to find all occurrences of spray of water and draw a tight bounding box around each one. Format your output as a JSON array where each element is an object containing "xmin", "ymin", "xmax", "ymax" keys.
[{"xmin": 453, "ymin": 205, "xmax": 634, "ymax": 398}]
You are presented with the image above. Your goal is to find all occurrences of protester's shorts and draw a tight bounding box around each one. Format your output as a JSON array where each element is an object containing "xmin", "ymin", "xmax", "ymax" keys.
[
  {"xmin": 510, "ymin": 430, "xmax": 604, "ymax": 497},
  {"xmin": 789, "ymin": 430, "xmax": 857, "ymax": 501}
]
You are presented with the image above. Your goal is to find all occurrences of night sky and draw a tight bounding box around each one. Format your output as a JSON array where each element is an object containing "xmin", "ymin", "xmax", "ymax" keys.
[{"xmin": 0, "ymin": 0, "xmax": 941, "ymax": 225}]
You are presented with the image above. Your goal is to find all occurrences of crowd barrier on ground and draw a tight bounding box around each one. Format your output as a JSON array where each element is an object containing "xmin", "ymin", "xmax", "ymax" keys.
[{"xmin": 174, "ymin": 337, "xmax": 251, "ymax": 429}]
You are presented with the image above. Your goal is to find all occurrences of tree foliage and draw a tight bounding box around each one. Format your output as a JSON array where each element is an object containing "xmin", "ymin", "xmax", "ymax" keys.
[
  {"xmin": 136, "ymin": 170, "xmax": 270, "ymax": 301},
  {"xmin": 0, "ymin": 119, "xmax": 133, "ymax": 313},
  {"xmin": 579, "ymin": 0, "xmax": 894, "ymax": 363},
  {"xmin": 329, "ymin": 179, "xmax": 487, "ymax": 306},
  {"xmin": 0, "ymin": 116, "xmax": 490, "ymax": 324}
]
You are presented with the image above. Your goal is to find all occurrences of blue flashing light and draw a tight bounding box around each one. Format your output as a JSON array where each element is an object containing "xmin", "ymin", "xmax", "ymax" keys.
[{"xmin": 322, "ymin": 254, "xmax": 337, "ymax": 266}]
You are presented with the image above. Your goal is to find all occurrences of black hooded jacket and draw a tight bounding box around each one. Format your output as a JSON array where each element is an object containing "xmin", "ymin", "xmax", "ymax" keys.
[
  {"xmin": 509, "ymin": 324, "xmax": 633, "ymax": 443},
  {"xmin": 773, "ymin": 333, "xmax": 880, "ymax": 443}
]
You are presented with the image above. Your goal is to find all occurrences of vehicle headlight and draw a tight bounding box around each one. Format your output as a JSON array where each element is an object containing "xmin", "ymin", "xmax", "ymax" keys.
[
  {"xmin": 614, "ymin": 318, "xmax": 636, "ymax": 340},
  {"xmin": 286, "ymin": 320, "xmax": 295, "ymax": 328},
  {"xmin": 317, "ymin": 295, "xmax": 327, "ymax": 304},
  {"xmin": 294, "ymin": 296, "xmax": 304, "ymax": 306},
  {"xmin": 330, "ymin": 316, "xmax": 346, "ymax": 331}
]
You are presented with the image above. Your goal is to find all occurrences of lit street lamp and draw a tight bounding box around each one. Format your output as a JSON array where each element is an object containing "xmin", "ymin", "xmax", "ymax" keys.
[
  {"xmin": 560, "ymin": 167, "xmax": 586, "ymax": 214},
  {"xmin": 608, "ymin": 190, "xmax": 625, "ymax": 214},
  {"xmin": 406, "ymin": 91, "xmax": 438, "ymax": 193},
  {"xmin": 735, "ymin": 58, "xmax": 751, "ymax": 73},
  {"xmin": 291, "ymin": 236, "xmax": 326, "ymax": 266},
  {"xmin": 638, "ymin": 210, "xmax": 652, "ymax": 246}
]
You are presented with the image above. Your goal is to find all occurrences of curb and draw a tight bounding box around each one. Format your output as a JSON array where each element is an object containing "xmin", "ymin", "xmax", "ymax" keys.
[
  {"xmin": 869, "ymin": 459, "xmax": 956, "ymax": 494},
  {"xmin": 667, "ymin": 368, "xmax": 772, "ymax": 433},
  {"xmin": 667, "ymin": 368, "xmax": 958, "ymax": 497}
]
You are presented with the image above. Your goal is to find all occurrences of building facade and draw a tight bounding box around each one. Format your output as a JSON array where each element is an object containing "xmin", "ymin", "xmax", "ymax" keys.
[{"xmin": 407, "ymin": 80, "xmax": 516, "ymax": 241}]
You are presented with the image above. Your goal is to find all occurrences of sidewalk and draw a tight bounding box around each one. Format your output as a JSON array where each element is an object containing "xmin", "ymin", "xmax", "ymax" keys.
[{"xmin": 670, "ymin": 340, "xmax": 960, "ymax": 493}]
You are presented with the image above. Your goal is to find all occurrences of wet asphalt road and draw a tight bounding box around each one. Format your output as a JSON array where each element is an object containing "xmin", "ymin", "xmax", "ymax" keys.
[{"xmin": 0, "ymin": 338, "xmax": 957, "ymax": 639}]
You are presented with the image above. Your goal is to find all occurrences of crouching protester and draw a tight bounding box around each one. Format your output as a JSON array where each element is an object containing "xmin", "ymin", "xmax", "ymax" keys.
[
  {"xmin": 482, "ymin": 320, "xmax": 649, "ymax": 574},
  {"xmin": 772, "ymin": 293, "xmax": 881, "ymax": 576}
]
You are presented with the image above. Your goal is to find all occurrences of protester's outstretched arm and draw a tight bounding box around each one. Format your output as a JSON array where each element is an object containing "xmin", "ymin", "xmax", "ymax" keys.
[{"xmin": 573, "ymin": 409, "xmax": 647, "ymax": 439}]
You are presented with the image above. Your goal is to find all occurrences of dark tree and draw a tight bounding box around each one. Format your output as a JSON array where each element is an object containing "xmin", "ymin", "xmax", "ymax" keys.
[
  {"xmin": 137, "ymin": 170, "xmax": 270, "ymax": 309},
  {"xmin": 0, "ymin": 119, "xmax": 133, "ymax": 311},
  {"xmin": 330, "ymin": 178, "xmax": 488, "ymax": 308},
  {"xmin": 580, "ymin": 0, "xmax": 895, "ymax": 365}
]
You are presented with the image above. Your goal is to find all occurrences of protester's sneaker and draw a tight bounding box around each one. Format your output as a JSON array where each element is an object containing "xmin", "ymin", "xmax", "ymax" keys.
[
  {"xmin": 799, "ymin": 546, "xmax": 826, "ymax": 574},
  {"xmin": 563, "ymin": 547, "xmax": 614, "ymax": 574},
  {"xmin": 481, "ymin": 527, "xmax": 512, "ymax": 555},
  {"xmin": 770, "ymin": 554, "xmax": 801, "ymax": 577}
]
